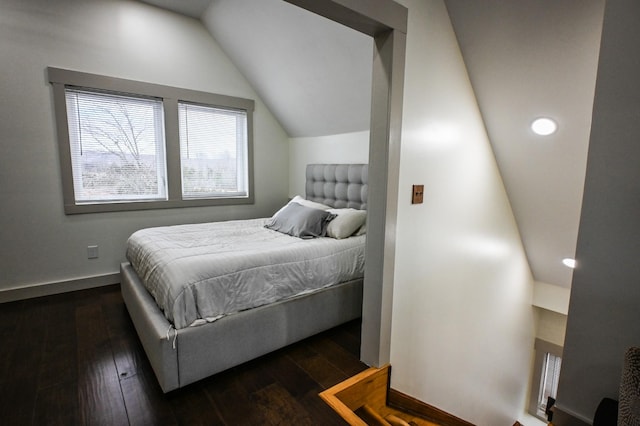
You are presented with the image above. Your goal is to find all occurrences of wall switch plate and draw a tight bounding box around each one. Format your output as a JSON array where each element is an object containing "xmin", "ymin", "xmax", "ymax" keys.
[
  {"xmin": 87, "ymin": 245, "xmax": 99, "ymax": 259},
  {"xmin": 412, "ymin": 185, "xmax": 424, "ymax": 204}
]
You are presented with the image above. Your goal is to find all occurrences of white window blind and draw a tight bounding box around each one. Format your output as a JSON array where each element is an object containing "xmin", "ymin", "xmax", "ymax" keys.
[
  {"xmin": 49, "ymin": 67, "xmax": 254, "ymax": 213},
  {"xmin": 537, "ymin": 353, "xmax": 562, "ymax": 415},
  {"xmin": 65, "ymin": 88, "xmax": 167, "ymax": 204},
  {"xmin": 178, "ymin": 102, "xmax": 248, "ymax": 199}
]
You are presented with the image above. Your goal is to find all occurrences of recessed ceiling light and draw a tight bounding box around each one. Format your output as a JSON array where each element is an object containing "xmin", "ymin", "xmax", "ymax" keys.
[
  {"xmin": 531, "ymin": 117, "xmax": 557, "ymax": 136},
  {"xmin": 562, "ymin": 258, "xmax": 576, "ymax": 268}
]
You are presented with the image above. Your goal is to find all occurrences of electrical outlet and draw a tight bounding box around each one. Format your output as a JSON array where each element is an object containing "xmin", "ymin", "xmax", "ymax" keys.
[
  {"xmin": 87, "ymin": 245, "xmax": 99, "ymax": 259},
  {"xmin": 412, "ymin": 185, "xmax": 424, "ymax": 204}
]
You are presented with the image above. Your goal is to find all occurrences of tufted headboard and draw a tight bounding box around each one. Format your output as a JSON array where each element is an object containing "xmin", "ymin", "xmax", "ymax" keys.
[{"xmin": 305, "ymin": 164, "xmax": 368, "ymax": 210}]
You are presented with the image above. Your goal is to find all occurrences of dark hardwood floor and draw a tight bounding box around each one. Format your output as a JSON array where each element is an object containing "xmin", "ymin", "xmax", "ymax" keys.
[{"xmin": 0, "ymin": 285, "xmax": 368, "ymax": 425}]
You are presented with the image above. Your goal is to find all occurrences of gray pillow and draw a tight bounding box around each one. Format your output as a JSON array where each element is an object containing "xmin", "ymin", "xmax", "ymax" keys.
[{"xmin": 265, "ymin": 202, "xmax": 336, "ymax": 238}]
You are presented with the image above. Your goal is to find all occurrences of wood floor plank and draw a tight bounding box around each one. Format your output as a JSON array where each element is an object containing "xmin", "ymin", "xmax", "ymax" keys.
[
  {"xmin": 262, "ymin": 350, "xmax": 322, "ymax": 398},
  {"xmin": 37, "ymin": 294, "xmax": 78, "ymax": 390},
  {"xmin": 33, "ymin": 381, "xmax": 80, "ymax": 426},
  {"xmin": 167, "ymin": 384, "xmax": 225, "ymax": 426},
  {"xmin": 299, "ymin": 389, "xmax": 352, "ymax": 426},
  {"xmin": 252, "ymin": 382, "xmax": 316, "ymax": 425},
  {"xmin": 310, "ymin": 335, "xmax": 369, "ymax": 377},
  {"xmin": 290, "ymin": 350, "xmax": 352, "ymax": 390},
  {"xmin": 76, "ymin": 301, "xmax": 129, "ymax": 426},
  {"xmin": 101, "ymin": 289, "xmax": 146, "ymax": 380},
  {"xmin": 0, "ymin": 298, "xmax": 49, "ymax": 424},
  {"xmin": 204, "ymin": 372, "xmax": 269, "ymax": 425},
  {"xmin": 113, "ymin": 292, "xmax": 181, "ymax": 426},
  {"xmin": 120, "ymin": 369, "xmax": 179, "ymax": 426},
  {"xmin": 329, "ymin": 319, "xmax": 363, "ymax": 356},
  {"xmin": 0, "ymin": 285, "xmax": 369, "ymax": 425},
  {"xmin": 0, "ymin": 299, "xmax": 25, "ymax": 376},
  {"xmin": 233, "ymin": 357, "xmax": 278, "ymax": 393}
]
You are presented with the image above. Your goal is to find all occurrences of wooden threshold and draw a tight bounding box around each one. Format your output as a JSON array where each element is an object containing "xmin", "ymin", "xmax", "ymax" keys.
[
  {"xmin": 321, "ymin": 364, "xmax": 536, "ymax": 426},
  {"xmin": 320, "ymin": 365, "xmax": 390, "ymax": 425},
  {"xmin": 388, "ymin": 388, "xmax": 475, "ymax": 426},
  {"xmin": 319, "ymin": 365, "xmax": 456, "ymax": 426}
]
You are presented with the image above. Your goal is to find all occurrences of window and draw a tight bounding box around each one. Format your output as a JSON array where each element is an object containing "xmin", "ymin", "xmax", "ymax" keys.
[
  {"xmin": 178, "ymin": 102, "xmax": 248, "ymax": 199},
  {"xmin": 529, "ymin": 338, "xmax": 563, "ymax": 421},
  {"xmin": 537, "ymin": 352, "xmax": 562, "ymax": 416},
  {"xmin": 49, "ymin": 67, "xmax": 254, "ymax": 214},
  {"xmin": 65, "ymin": 89, "xmax": 167, "ymax": 204}
]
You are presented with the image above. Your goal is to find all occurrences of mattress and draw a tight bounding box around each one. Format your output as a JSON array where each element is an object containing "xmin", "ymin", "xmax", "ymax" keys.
[{"xmin": 126, "ymin": 218, "xmax": 366, "ymax": 329}]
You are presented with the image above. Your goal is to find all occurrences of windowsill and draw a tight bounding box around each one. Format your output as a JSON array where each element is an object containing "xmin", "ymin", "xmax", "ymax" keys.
[
  {"xmin": 520, "ymin": 412, "xmax": 548, "ymax": 426},
  {"xmin": 64, "ymin": 195, "xmax": 253, "ymax": 214}
]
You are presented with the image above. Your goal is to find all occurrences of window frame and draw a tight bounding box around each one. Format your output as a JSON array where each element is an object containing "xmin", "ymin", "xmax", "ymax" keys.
[
  {"xmin": 529, "ymin": 338, "xmax": 563, "ymax": 421},
  {"xmin": 48, "ymin": 67, "xmax": 254, "ymax": 214},
  {"xmin": 64, "ymin": 87, "xmax": 169, "ymax": 204},
  {"xmin": 178, "ymin": 101, "xmax": 249, "ymax": 200}
]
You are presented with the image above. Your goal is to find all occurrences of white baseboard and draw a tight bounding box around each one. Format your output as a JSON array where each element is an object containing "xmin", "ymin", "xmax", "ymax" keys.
[
  {"xmin": 0, "ymin": 272, "xmax": 120, "ymax": 304},
  {"xmin": 552, "ymin": 403, "xmax": 593, "ymax": 426}
]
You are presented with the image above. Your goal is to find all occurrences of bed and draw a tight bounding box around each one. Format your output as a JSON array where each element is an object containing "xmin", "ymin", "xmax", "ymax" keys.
[{"xmin": 120, "ymin": 163, "xmax": 368, "ymax": 392}]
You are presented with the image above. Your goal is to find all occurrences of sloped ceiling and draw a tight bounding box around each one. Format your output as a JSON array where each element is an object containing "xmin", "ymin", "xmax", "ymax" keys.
[
  {"xmin": 200, "ymin": 0, "xmax": 373, "ymax": 137},
  {"xmin": 138, "ymin": 0, "xmax": 605, "ymax": 289},
  {"xmin": 139, "ymin": 0, "xmax": 210, "ymax": 18},
  {"xmin": 444, "ymin": 0, "xmax": 605, "ymax": 288}
]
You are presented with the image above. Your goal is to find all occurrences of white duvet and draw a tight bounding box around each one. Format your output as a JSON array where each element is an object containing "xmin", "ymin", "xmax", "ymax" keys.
[{"xmin": 126, "ymin": 218, "xmax": 365, "ymax": 329}]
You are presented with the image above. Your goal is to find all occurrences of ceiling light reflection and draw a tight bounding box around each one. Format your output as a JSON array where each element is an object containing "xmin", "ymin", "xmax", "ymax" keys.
[{"xmin": 531, "ymin": 117, "xmax": 557, "ymax": 136}]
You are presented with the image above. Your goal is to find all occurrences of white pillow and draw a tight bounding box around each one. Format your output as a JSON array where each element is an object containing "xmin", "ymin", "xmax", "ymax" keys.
[
  {"xmin": 271, "ymin": 195, "xmax": 331, "ymax": 219},
  {"xmin": 326, "ymin": 208, "xmax": 367, "ymax": 239},
  {"xmin": 292, "ymin": 195, "xmax": 331, "ymax": 211}
]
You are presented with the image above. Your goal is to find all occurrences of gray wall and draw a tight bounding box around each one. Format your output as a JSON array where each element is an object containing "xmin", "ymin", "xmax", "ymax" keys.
[
  {"xmin": 556, "ymin": 0, "xmax": 640, "ymax": 421},
  {"xmin": 0, "ymin": 0, "xmax": 289, "ymax": 295}
]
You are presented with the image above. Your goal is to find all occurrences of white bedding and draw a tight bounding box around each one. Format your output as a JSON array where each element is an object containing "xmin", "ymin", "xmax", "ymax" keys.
[{"xmin": 126, "ymin": 218, "xmax": 366, "ymax": 329}]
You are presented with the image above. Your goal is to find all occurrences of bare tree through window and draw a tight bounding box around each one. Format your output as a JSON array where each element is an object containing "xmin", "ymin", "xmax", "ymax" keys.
[{"xmin": 66, "ymin": 89, "xmax": 166, "ymax": 202}]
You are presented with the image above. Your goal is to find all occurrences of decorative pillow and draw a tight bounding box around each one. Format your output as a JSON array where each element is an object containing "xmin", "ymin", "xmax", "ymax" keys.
[
  {"xmin": 271, "ymin": 195, "xmax": 331, "ymax": 219},
  {"xmin": 326, "ymin": 208, "xmax": 367, "ymax": 239},
  {"xmin": 265, "ymin": 202, "xmax": 336, "ymax": 238},
  {"xmin": 291, "ymin": 195, "xmax": 331, "ymax": 211}
]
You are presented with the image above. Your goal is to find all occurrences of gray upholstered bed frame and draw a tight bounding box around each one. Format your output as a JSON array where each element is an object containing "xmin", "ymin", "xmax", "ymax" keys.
[{"xmin": 120, "ymin": 164, "xmax": 368, "ymax": 392}]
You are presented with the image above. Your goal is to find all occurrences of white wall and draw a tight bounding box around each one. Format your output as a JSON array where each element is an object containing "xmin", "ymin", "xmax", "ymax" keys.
[
  {"xmin": 0, "ymin": 0, "xmax": 289, "ymax": 294},
  {"xmin": 535, "ymin": 308, "xmax": 567, "ymax": 348},
  {"xmin": 533, "ymin": 281, "xmax": 571, "ymax": 315},
  {"xmin": 389, "ymin": 1, "xmax": 536, "ymax": 424},
  {"xmin": 288, "ymin": 131, "xmax": 369, "ymax": 197}
]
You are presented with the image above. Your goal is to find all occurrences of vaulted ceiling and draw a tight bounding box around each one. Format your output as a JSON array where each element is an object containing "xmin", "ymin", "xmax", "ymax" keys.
[
  {"xmin": 201, "ymin": 0, "xmax": 372, "ymax": 138},
  {"xmin": 445, "ymin": 0, "xmax": 605, "ymax": 288},
  {"xmin": 138, "ymin": 0, "xmax": 605, "ymax": 289}
]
